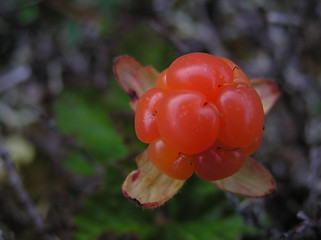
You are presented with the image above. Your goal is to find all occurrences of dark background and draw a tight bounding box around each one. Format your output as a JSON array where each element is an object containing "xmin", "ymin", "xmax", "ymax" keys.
[{"xmin": 0, "ymin": 0, "xmax": 321, "ymax": 239}]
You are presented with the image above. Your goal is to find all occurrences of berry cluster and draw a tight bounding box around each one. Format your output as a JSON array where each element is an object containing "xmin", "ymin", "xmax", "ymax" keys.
[{"xmin": 135, "ymin": 53, "xmax": 264, "ymax": 181}]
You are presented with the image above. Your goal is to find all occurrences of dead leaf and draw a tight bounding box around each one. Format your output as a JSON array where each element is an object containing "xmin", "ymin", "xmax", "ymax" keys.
[
  {"xmin": 212, "ymin": 158, "xmax": 276, "ymax": 198},
  {"xmin": 122, "ymin": 150, "xmax": 185, "ymax": 208},
  {"xmin": 113, "ymin": 56, "xmax": 159, "ymax": 110},
  {"xmin": 251, "ymin": 78, "xmax": 280, "ymax": 114}
]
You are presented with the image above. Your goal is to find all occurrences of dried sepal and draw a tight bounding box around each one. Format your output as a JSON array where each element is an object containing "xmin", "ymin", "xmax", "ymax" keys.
[
  {"xmin": 113, "ymin": 56, "xmax": 159, "ymax": 110},
  {"xmin": 122, "ymin": 150, "xmax": 185, "ymax": 208},
  {"xmin": 212, "ymin": 158, "xmax": 276, "ymax": 198},
  {"xmin": 251, "ymin": 78, "xmax": 280, "ymax": 114}
]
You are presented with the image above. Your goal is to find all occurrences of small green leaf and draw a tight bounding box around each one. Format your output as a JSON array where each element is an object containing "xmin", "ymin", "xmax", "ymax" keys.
[
  {"xmin": 72, "ymin": 169, "xmax": 156, "ymax": 240},
  {"xmin": 116, "ymin": 24, "xmax": 176, "ymax": 71},
  {"xmin": 64, "ymin": 151, "xmax": 95, "ymax": 176},
  {"xmin": 63, "ymin": 20, "xmax": 83, "ymax": 46},
  {"xmin": 55, "ymin": 91, "xmax": 127, "ymax": 163},
  {"xmin": 17, "ymin": 5, "xmax": 39, "ymax": 24}
]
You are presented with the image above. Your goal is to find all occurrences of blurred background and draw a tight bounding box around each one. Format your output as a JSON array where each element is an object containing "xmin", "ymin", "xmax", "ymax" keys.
[{"xmin": 0, "ymin": 0, "xmax": 321, "ymax": 239}]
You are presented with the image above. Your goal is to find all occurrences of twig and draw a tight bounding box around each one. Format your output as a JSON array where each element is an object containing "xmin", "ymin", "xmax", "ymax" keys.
[
  {"xmin": 0, "ymin": 65, "xmax": 32, "ymax": 93},
  {"xmin": 281, "ymin": 211, "xmax": 321, "ymax": 239},
  {"xmin": 268, "ymin": 0, "xmax": 319, "ymax": 80},
  {"xmin": 194, "ymin": 0, "xmax": 229, "ymax": 57},
  {"xmin": 0, "ymin": 142, "xmax": 56, "ymax": 240}
]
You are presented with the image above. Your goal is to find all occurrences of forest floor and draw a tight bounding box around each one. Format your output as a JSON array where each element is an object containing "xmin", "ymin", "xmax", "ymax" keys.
[{"xmin": 0, "ymin": 0, "xmax": 321, "ymax": 239}]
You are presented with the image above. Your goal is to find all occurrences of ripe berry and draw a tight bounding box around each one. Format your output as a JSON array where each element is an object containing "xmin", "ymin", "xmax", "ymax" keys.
[
  {"xmin": 193, "ymin": 142, "xmax": 247, "ymax": 181},
  {"xmin": 156, "ymin": 68, "xmax": 169, "ymax": 90},
  {"xmin": 148, "ymin": 139, "xmax": 194, "ymax": 180},
  {"xmin": 157, "ymin": 90, "xmax": 220, "ymax": 154},
  {"xmin": 242, "ymin": 131, "xmax": 263, "ymax": 155},
  {"xmin": 166, "ymin": 53, "xmax": 234, "ymax": 101},
  {"xmin": 133, "ymin": 53, "xmax": 265, "ymax": 181},
  {"xmin": 218, "ymin": 57, "xmax": 251, "ymax": 85},
  {"xmin": 135, "ymin": 87, "xmax": 166, "ymax": 143},
  {"xmin": 214, "ymin": 84, "xmax": 264, "ymax": 148}
]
